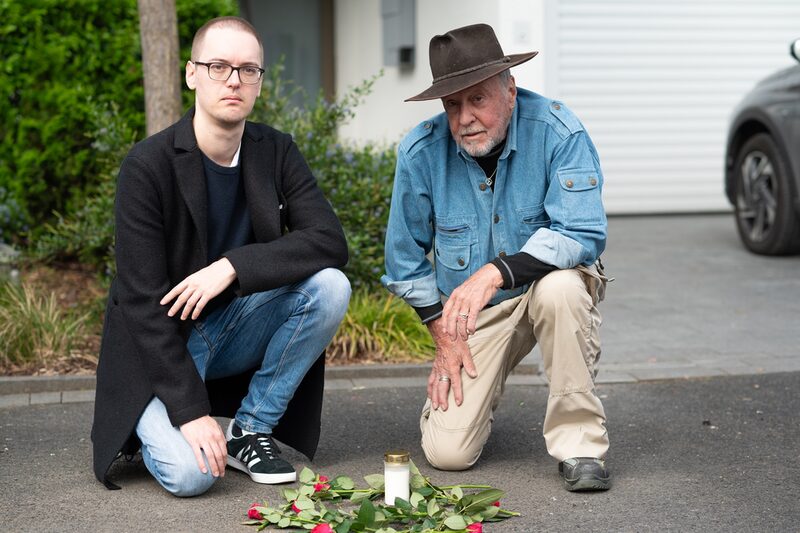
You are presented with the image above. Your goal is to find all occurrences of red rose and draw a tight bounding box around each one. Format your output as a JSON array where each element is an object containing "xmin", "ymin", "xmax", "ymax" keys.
[
  {"xmin": 492, "ymin": 500, "xmax": 501, "ymax": 507},
  {"xmin": 247, "ymin": 503, "xmax": 263, "ymax": 520},
  {"xmin": 467, "ymin": 523, "xmax": 483, "ymax": 533},
  {"xmin": 314, "ymin": 482, "xmax": 331, "ymax": 492},
  {"xmin": 292, "ymin": 501, "xmax": 302, "ymax": 514},
  {"xmin": 311, "ymin": 524, "xmax": 334, "ymax": 533},
  {"xmin": 318, "ymin": 475, "xmax": 329, "ymax": 482}
]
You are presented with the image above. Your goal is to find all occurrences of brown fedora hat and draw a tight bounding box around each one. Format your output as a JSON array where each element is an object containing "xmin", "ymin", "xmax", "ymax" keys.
[{"xmin": 406, "ymin": 23, "xmax": 538, "ymax": 102}]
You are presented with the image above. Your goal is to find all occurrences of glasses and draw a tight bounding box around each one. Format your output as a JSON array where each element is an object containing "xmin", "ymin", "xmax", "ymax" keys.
[{"xmin": 192, "ymin": 61, "xmax": 265, "ymax": 84}]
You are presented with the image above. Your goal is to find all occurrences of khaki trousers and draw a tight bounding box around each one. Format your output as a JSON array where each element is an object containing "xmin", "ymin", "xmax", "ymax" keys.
[{"xmin": 420, "ymin": 265, "xmax": 609, "ymax": 470}]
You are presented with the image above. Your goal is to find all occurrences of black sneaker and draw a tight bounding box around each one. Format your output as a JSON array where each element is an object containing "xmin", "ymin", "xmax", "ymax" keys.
[
  {"xmin": 226, "ymin": 421, "xmax": 296, "ymax": 484},
  {"xmin": 559, "ymin": 457, "xmax": 611, "ymax": 491}
]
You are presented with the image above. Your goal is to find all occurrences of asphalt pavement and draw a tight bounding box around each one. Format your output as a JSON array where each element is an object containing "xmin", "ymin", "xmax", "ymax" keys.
[{"xmin": 1, "ymin": 213, "xmax": 800, "ymax": 532}]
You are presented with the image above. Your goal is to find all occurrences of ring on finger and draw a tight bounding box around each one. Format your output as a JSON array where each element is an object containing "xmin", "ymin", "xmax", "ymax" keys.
[
  {"xmin": 438, "ymin": 375, "xmax": 450, "ymax": 383},
  {"xmin": 458, "ymin": 312, "xmax": 469, "ymax": 320}
]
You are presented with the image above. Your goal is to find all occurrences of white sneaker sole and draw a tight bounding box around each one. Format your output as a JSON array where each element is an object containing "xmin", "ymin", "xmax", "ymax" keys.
[{"xmin": 226, "ymin": 456, "xmax": 297, "ymax": 484}]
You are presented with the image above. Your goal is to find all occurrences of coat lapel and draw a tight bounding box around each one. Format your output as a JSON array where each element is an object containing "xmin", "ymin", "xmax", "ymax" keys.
[
  {"xmin": 241, "ymin": 122, "xmax": 281, "ymax": 240},
  {"xmin": 173, "ymin": 110, "xmax": 209, "ymax": 261}
]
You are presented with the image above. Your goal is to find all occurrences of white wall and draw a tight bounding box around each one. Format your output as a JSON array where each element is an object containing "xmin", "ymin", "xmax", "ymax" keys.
[{"xmin": 335, "ymin": 0, "xmax": 546, "ymax": 145}]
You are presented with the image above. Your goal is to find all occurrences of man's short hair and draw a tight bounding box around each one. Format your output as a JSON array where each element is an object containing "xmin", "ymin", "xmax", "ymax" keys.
[{"xmin": 191, "ymin": 16, "xmax": 264, "ymax": 64}]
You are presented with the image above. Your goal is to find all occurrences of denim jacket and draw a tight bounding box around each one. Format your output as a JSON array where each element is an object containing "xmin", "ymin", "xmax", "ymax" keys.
[{"xmin": 382, "ymin": 88, "xmax": 607, "ymax": 308}]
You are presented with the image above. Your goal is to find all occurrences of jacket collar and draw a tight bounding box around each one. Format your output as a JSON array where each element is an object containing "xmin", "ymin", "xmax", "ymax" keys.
[{"xmin": 172, "ymin": 108, "xmax": 278, "ymax": 257}]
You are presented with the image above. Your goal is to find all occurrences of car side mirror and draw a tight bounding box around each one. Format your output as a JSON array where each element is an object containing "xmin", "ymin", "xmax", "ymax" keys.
[{"xmin": 791, "ymin": 39, "xmax": 800, "ymax": 63}]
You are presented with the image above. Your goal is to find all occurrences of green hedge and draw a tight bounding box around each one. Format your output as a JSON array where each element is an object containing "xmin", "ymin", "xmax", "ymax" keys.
[{"xmin": 0, "ymin": 0, "xmax": 237, "ymax": 243}]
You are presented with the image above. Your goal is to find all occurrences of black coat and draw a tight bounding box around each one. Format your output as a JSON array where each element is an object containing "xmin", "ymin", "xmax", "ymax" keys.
[{"xmin": 91, "ymin": 109, "xmax": 348, "ymax": 489}]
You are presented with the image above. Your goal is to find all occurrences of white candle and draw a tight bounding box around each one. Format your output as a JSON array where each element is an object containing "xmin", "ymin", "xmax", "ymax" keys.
[{"xmin": 384, "ymin": 450, "xmax": 410, "ymax": 505}]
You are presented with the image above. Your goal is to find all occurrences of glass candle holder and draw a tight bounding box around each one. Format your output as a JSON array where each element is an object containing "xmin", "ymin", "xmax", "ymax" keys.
[{"xmin": 383, "ymin": 450, "xmax": 410, "ymax": 505}]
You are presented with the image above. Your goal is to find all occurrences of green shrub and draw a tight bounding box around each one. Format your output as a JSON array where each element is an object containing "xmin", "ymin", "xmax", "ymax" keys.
[
  {"xmin": 0, "ymin": 281, "xmax": 90, "ymax": 371},
  {"xmin": 0, "ymin": 0, "xmax": 237, "ymax": 243},
  {"xmin": 250, "ymin": 65, "xmax": 398, "ymax": 289},
  {"xmin": 328, "ymin": 289, "xmax": 434, "ymax": 364}
]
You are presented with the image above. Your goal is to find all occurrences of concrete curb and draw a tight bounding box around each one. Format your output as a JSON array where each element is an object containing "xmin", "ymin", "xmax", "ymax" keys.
[{"xmin": 0, "ymin": 362, "xmax": 540, "ymax": 408}]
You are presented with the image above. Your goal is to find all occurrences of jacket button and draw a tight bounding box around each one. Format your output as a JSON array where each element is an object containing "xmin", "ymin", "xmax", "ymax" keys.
[
  {"xmin": 565, "ymin": 180, "xmax": 574, "ymax": 188},
  {"xmin": 553, "ymin": 103, "xmax": 561, "ymax": 110},
  {"xmin": 479, "ymin": 183, "xmax": 487, "ymax": 191},
  {"xmin": 499, "ymin": 251, "xmax": 506, "ymax": 257},
  {"xmin": 457, "ymin": 258, "xmax": 465, "ymax": 266},
  {"xmin": 590, "ymin": 177, "xmax": 597, "ymax": 186},
  {"xmin": 424, "ymin": 122, "xmax": 431, "ymax": 129},
  {"xmin": 494, "ymin": 214, "xmax": 500, "ymax": 223}
]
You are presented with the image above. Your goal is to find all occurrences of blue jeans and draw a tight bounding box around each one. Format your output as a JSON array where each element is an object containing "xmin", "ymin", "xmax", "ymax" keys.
[{"xmin": 135, "ymin": 268, "xmax": 350, "ymax": 497}]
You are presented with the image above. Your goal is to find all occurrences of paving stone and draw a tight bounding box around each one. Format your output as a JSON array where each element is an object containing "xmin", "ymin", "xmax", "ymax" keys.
[
  {"xmin": 29, "ymin": 391, "xmax": 62, "ymax": 405},
  {"xmin": 629, "ymin": 365, "xmax": 728, "ymax": 381},
  {"xmin": 595, "ymin": 371, "xmax": 638, "ymax": 384},
  {"xmin": 350, "ymin": 377, "xmax": 425, "ymax": 389},
  {"xmin": 0, "ymin": 394, "xmax": 29, "ymax": 409},
  {"xmin": 323, "ymin": 379, "xmax": 355, "ymax": 391},
  {"xmin": 62, "ymin": 390, "xmax": 95, "ymax": 403}
]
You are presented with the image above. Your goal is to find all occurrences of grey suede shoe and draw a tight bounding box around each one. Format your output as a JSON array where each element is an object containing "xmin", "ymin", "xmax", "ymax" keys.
[{"xmin": 558, "ymin": 457, "xmax": 611, "ymax": 491}]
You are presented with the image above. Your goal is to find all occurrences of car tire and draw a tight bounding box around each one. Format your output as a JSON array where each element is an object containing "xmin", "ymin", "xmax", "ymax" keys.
[{"xmin": 733, "ymin": 133, "xmax": 800, "ymax": 255}]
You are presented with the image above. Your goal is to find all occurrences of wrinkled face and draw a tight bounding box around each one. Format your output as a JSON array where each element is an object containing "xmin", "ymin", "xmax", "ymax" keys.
[
  {"xmin": 442, "ymin": 73, "xmax": 517, "ymax": 157},
  {"xmin": 185, "ymin": 26, "xmax": 263, "ymax": 127}
]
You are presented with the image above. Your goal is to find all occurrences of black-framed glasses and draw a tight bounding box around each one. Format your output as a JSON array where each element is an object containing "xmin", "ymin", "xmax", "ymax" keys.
[{"xmin": 192, "ymin": 61, "xmax": 265, "ymax": 84}]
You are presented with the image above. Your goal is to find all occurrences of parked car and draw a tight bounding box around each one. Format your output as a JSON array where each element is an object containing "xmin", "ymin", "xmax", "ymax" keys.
[{"xmin": 725, "ymin": 39, "xmax": 800, "ymax": 255}]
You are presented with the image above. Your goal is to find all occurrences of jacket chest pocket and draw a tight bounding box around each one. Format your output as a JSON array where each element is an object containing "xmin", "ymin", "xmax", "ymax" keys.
[{"xmin": 434, "ymin": 215, "xmax": 476, "ymax": 271}]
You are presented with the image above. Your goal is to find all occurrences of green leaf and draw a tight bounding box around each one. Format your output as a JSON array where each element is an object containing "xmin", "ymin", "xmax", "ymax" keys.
[
  {"xmin": 416, "ymin": 486, "xmax": 434, "ymax": 497},
  {"xmin": 410, "ymin": 492, "xmax": 425, "ymax": 508},
  {"xmin": 364, "ymin": 473, "xmax": 385, "ymax": 490},
  {"xmin": 459, "ymin": 489, "xmax": 505, "ymax": 514},
  {"xmin": 267, "ymin": 512, "xmax": 281, "ymax": 523},
  {"xmin": 335, "ymin": 519, "xmax": 353, "ymax": 533},
  {"xmin": 335, "ymin": 476, "xmax": 355, "ymax": 490},
  {"xmin": 356, "ymin": 499, "xmax": 376, "ymax": 526},
  {"xmin": 426, "ymin": 498, "xmax": 440, "ymax": 516},
  {"xmin": 410, "ymin": 473, "xmax": 427, "ymax": 489},
  {"xmin": 299, "ymin": 466, "xmax": 315, "ymax": 483},
  {"xmin": 450, "ymin": 486, "xmax": 463, "ymax": 500},
  {"xmin": 394, "ymin": 497, "xmax": 412, "ymax": 511},
  {"xmin": 299, "ymin": 484, "xmax": 316, "ymax": 496},
  {"xmin": 409, "ymin": 459, "xmax": 422, "ymax": 476},
  {"xmin": 278, "ymin": 517, "xmax": 291, "ymax": 528},
  {"xmin": 350, "ymin": 491, "xmax": 371, "ymax": 503},
  {"xmin": 282, "ymin": 488, "xmax": 299, "ymax": 501},
  {"xmin": 294, "ymin": 497, "xmax": 315, "ymax": 510},
  {"xmin": 443, "ymin": 514, "xmax": 468, "ymax": 530},
  {"xmin": 480, "ymin": 505, "xmax": 500, "ymax": 520}
]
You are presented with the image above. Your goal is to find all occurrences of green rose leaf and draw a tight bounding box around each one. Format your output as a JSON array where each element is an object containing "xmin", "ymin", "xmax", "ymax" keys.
[
  {"xmin": 410, "ymin": 492, "xmax": 425, "ymax": 508},
  {"xmin": 426, "ymin": 498, "xmax": 440, "ymax": 516},
  {"xmin": 443, "ymin": 514, "xmax": 468, "ymax": 530},
  {"xmin": 416, "ymin": 486, "xmax": 434, "ymax": 497},
  {"xmin": 267, "ymin": 512, "xmax": 281, "ymax": 523},
  {"xmin": 335, "ymin": 519, "xmax": 353, "ymax": 533},
  {"xmin": 357, "ymin": 499, "xmax": 376, "ymax": 527},
  {"xmin": 335, "ymin": 476, "xmax": 355, "ymax": 490},
  {"xmin": 282, "ymin": 488, "xmax": 299, "ymax": 501},
  {"xmin": 409, "ymin": 459, "xmax": 422, "ymax": 475},
  {"xmin": 481, "ymin": 505, "xmax": 500, "ymax": 520},
  {"xmin": 459, "ymin": 489, "xmax": 505, "ymax": 514},
  {"xmin": 410, "ymin": 473, "xmax": 427, "ymax": 489},
  {"xmin": 375, "ymin": 528, "xmax": 399, "ymax": 533},
  {"xmin": 299, "ymin": 484, "xmax": 316, "ymax": 497},
  {"xmin": 394, "ymin": 497, "xmax": 412, "ymax": 511},
  {"xmin": 278, "ymin": 517, "xmax": 291, "ymax": 528},
  {"xmin": 294, "ymin": 497, "xmax": 315, "ymax": 510},
  {"xmin": 299, "ymin": 467, "xmax": 316, "ymax": 483},
  {"xmin": 242, "ymin": 520, "xmax": 261, "ymax": 525},
  {"xmin": 364, "ymin": 473, "xmax": 385, "ymax": 490},
  {"xmin": 450, "ymin": 486, "xmax": 464, "ymax": 500},
  {"xmin": 350, "ymin": 491, "xmax": 371, "ymax": 503}
]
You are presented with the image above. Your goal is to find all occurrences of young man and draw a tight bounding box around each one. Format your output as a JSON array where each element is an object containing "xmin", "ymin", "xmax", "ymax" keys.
[
  {"xmin": 383, "ymin": 24, "xmax": 612, "ymax": 491},
  {"xmin": 91, "ymin": 17, "xmax": 350, "ymax": 496}
]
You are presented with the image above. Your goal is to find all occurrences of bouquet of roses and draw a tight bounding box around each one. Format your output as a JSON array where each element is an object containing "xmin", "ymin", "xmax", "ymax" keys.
[{"xmin": 243, "ymin": 461, "xmax": 518, "ymax": 532}]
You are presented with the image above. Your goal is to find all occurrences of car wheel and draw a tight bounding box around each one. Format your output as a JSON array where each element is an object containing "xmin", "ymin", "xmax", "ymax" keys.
[{"xmin": 733, "ymin": 133, "xmax": 800, "ymax": 255}]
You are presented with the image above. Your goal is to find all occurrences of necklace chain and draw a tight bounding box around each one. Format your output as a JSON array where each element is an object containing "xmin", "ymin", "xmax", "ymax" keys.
[{"xmin": 485, "ymin": 166, "xmax": 498, "ymax": 187}]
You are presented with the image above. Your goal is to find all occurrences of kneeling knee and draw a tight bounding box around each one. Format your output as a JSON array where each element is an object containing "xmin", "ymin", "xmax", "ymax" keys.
[
  {"xmin": 158, "ymin": 463, "xmax": 216, "ymax": 498},
  {"xmin": 310, "ymin": 268, "xmax": 351, "ymax": 316},
  {"xmin": 422, "ymin": 438, "xmax": 480, "ymax": 471}
]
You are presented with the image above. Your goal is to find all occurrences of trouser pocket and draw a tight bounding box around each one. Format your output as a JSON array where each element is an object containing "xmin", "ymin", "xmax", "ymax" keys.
[{"xmin": 576, "ymin": 261, "xmax": 608, "ymax": 305}]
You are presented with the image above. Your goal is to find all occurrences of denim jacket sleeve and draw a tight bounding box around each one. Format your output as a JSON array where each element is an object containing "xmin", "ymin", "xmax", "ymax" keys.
[
  {"xmin": 521, "ymin": 128, "xmax": 607, "ymax": 268},
  {"xmin": 381, "ymin": 148, "xmax": 441, "ymax": 307}
]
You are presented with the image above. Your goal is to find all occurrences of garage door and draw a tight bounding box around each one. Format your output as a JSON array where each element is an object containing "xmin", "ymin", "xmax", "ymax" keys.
[{"xmin": 546, "ymin": 0, "xmax": 800, "ymax": 214}]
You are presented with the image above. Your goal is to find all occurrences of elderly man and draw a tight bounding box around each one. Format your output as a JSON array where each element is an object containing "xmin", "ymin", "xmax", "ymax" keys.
[
  {"xmin": 91, "ymin": 16, "xmax": 350, "ymax": 496},
  {"xmin": 382, "ymin": 24, "xmax": 611, "ymax": 491}
]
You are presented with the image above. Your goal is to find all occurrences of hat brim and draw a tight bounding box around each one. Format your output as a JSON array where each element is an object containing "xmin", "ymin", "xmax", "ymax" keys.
[{"xmin": 405, "ymin": 51, "xmax": 538, "ymax": 102}]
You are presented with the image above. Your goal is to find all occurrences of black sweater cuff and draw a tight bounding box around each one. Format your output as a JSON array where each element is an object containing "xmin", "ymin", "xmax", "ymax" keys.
[
  {"xmin": 413, "ymin": 302, "xmax": 444, "ymax": 324},
  {"xmin": 490, "ymin": 253, "xmax": 558, "ymax": 290}
]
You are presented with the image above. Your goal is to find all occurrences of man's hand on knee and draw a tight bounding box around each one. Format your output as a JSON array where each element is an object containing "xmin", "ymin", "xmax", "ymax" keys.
[
  {"xmin": 161, "ymin": 258, "xmax": 237, "ymax": 320},
  {"xmin": 441, "ymin": 264, "xmax": 503, "ymax": 341},
  {"xmin": 426, "ymin": 318, "xmax": 477, "ymax": 410},
  {"xmin": 180, "ymin": 415, "xmax": 228, "ymax": 478}
]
